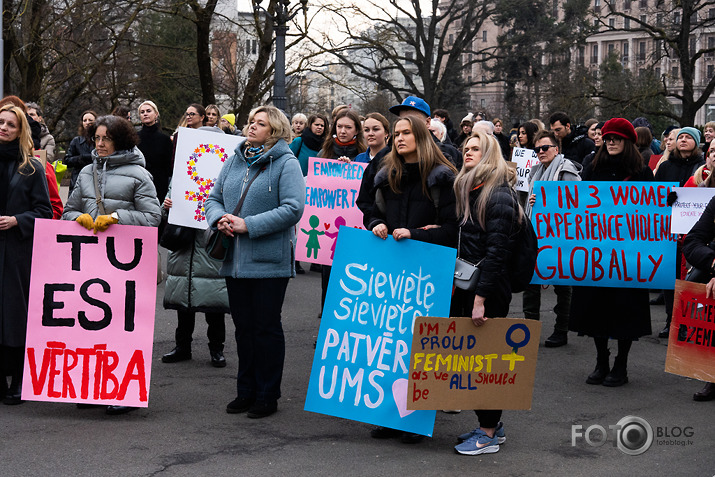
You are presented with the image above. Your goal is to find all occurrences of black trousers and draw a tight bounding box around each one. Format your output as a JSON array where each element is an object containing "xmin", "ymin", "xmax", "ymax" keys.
[
  {"xmin": 175, "ymin": 310, "xmax": 225, "ymax": 352},
  {"xmin": 226, "ymin": 277, "xmax": 289, "ymax": 403}
]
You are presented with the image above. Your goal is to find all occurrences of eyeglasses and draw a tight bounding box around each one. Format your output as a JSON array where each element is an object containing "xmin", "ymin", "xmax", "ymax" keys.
[
  {"xmin": 534, "ymin": 145, "xmax": 556, "ymax": 153},
  {"xmin": 93, "ymin": 135, "xmax": 113, "ymax": 143},
  {"xmin": 604, "ymin": 136, "xmax": 624, "ymax": 143},
  {"xmin": 186, "ymin": 112, "xmax": 198, "ymax": 117}
]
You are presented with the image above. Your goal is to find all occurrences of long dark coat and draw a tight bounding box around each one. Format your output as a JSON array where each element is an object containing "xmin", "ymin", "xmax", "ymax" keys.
[
  {"xmin": 0, "ymin": 159, "xmax": 53, "ymax": 347},
  {"xmin": 569, "ymin": 158, "xmax": 654, "ymax": 339}
]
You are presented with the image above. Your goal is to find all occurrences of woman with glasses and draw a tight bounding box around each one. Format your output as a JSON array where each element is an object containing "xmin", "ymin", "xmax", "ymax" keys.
[
  {"xmin": 523, "ymin": 131, "xmax": 581, "ymax": 348},
  {"xmin": 569, "ymin": 118, "xmax": 653, "ymax": 388},
  {"xmin": 160, "ymin": 103, "xmax": 230, "ymax": 368},
  {"xmin": 62, "ymin": 115, "xmax": 161, "ymax": 413}
]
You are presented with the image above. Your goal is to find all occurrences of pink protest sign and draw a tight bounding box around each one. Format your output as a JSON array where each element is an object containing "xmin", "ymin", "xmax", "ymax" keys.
[
  {"xmin": 22, "ymin": 219, "xmax": 158, "ymax": 407},
  {"xmin": 296, "ymin": 157, "xmax": 366, "ymax": 266}
]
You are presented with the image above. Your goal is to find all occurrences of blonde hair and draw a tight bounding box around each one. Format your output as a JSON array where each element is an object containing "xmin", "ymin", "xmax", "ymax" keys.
[
  {"xmin": 138, "ymin": 100, "xmax": 159, "ymax": 117},
  {"xmin": 243, "ymin": 105, "xmax": 291, "ymax": 150},
  {"xmin": 0, "ymin": 104, "xmax": 35, "ymax": 174},
  {"xmin": 654, "ymin": 128, "xmax": 681, "ymax": 175},
  {"xmin": 454, "ymin": 131, "xmax": 520, "ymax": 228},
  {"xmin": 380, "ymin": 116, "xmax": 457, "ymax": 196}
]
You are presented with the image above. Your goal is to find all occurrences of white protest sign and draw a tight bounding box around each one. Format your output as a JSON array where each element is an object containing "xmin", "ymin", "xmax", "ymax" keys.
[
  {"xmin": 511, "ymin": 147, "xmax": 539, "ymax": 192},
  {"xmin": 670, "ymin": 187, "xmax": 715, "ymax": 234},
  {"xmin": 168, "ymin": 127, "xmax": 242, "ymax": 229}
]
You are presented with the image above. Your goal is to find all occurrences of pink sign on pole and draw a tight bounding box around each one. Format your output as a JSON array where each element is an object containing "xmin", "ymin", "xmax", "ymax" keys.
[
  {"xmin": 296, "ymin": 157, "xmax": 366, "ymax": 266},
  {"xmin": 22, "ymin": 219, "xmax": 158, "ymax": 407}
]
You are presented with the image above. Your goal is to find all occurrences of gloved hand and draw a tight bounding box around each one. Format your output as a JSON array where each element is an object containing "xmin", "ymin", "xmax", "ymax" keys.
[
  {"xmin": 76, "ymin": 213, "xmax": 94, "ymax": 230},
  {"xmin": 93, "ymin": 214, "xmax": 118, "ymax": 234},
  {"xmin": 667, "ymin": 191, "xmax": 678, "ymax": 207}
]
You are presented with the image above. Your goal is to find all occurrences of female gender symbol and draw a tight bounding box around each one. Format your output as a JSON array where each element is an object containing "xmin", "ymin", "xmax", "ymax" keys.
[{"xmin": 185, "ymin": 143, "xmax": 228, "ymax": 222}]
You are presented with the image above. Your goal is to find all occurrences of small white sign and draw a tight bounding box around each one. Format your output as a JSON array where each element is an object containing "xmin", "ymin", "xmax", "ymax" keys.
[
  {"xmin": 670, "ymin": 187, "xmax": 715, "ymax": 234},
  {"xmin": 168, "ymin": 127, "xmax": 242, "ymax": 229},
  {"xmin": 511, "ymin": 147, "xmax": 540, "ymax": 192}
]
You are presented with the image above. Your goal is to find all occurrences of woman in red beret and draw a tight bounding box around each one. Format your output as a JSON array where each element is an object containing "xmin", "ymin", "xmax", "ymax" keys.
[{"xmin": 569, "ymin": 118, "xmax": 654, "ymax": 387}]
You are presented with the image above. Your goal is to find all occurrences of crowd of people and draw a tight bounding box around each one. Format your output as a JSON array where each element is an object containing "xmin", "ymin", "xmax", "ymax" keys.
[{"xmin": 1, "ymin": 92, "xmax": 714, "ymax": 457}]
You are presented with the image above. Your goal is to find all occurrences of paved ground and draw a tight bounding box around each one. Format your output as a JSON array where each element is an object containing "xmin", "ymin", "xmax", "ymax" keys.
[{"xmin": 1, "ymin": 248, "xmax": 713, "ymax": 476}]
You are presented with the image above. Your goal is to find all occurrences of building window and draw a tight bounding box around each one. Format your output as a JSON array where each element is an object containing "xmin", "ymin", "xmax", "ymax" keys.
[
  {"xmin": 594, "ymin": 0, "xmax": 600, "ymax": 13},
  {"xmin": 708, "ymin": 37, "xmax": 714, "ymax": 57},
  {"xmin": 482, "ymin": 30, "xmax": 487, "ymax": 42},
  {"xmin": 675, "ymin": 12, "xmax": 681, "ymax": 24},
  {"xmin": 245, "ymin": 39, "xmax": 251, "ymax": 55},
  {"xmin": 480, "ymin": 99, "xmax": 486, "ymax": 108},
  {"xmin": 691, "ymin": 37, "xmax": 697, "ymax": 56},
  {"xmin": 608, "ymin": 43, "xmax": 615, "ymax": 55},
  {"xmin": 641, "ymin": 15, "xmax": 647, "ymax": 24},
  {"xmin": 252, "ymin": 40, "xmax": 257, "ymax": 55},
  {"xmin": 639, "ymin": 0, "xmax": 647, "ymax": 7},
  {"xmin": 672, "ymin": 66, "xmax": 679, "ymax": 78},
  {"xmin": 482, "ymin": 75, "xmax": 486, "ymax": 83},
  {"xmin": 655, "ymin": 67, "xmax": 661, "ymax": 77},
  {"xmin": 578, "ymin": 46, "xmax": 585, "ymax": 66},
  {"xmin": 406, "ymin": 51, "xmax": 413, "ymax": 60},
  {"xmin": 710, "ymin": 8, "xmax": 715, "ymax": 19},
  {"xmin": 657, "ymin": 13, "xmax": 663, "ymax": 26},
  {"xmin": 623, "ymin": 43, "xmax": 629, "ymax": 62},
  {"xmin": 624, "ymin": 18, "xmax": 630, "ymax": 29},
  {"xmin": 591, "ymin": 44, "xmax": 599, "ymax": 64},
  {"xmin": 691, "ymin": 12, "xmax": 698, "ymax": 24},
  {"xmin": 625, "ymin": 0, "xmax": 631, "ymax": 8},
  {"xmin": 709, "ymin": 65, "xmax": 715, "ymax": 79},
  {"xmin": 638, "ymin": 41, "xmax": 646, "ymax": 61},
  {"xmin": 609, "ymin": 18, "xmax": 615, "ymax": 28},
  {"xmin": 449, "ymin": 34, "xmax": 454, "ymax": 46}
]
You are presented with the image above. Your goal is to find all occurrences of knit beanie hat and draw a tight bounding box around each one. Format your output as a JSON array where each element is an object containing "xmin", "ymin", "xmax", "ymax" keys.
[
  {"xmin": 677, "ymin": 127, "xmax": 701, "ymax": 144},
  {"xmin": 601, "ymin": 118, "xmax": 637, "ymax": 143},
  {"xmin": 222, "ymin": 114, "xmax": 236, "ymax": 126}
]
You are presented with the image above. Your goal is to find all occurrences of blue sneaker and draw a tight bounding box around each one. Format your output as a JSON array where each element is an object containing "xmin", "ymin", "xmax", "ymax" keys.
[
  {"xmin": 457, "ymin": 421, "xmax": 506, "ymax": 444},
  {"xmin": 455, "ymin": 429, "xmax": 500, "ymax": 455}
]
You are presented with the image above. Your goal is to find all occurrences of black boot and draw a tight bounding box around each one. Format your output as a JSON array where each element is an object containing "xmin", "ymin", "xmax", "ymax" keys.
[
  {"xmin": 162, "ymin": 346, "xmax": 191, "ymax": 363},
  {"xmin": 603, "ymin": 340, "xmax": 630, "ymax": 387},
  {"xmin": 693, "ymin": 382, "xmax": 715, "ymax": 401},
  {"xmin": 587, "ymin": 338, "xmax": 610, "ymax": 384},
  {"xmin": 3, "ymin": 375, "xmax": 23, "ymax": 405},
  {"xmin": 658, "ymin": 318, "xmax": 670, "ymax": 338},
  {"xmin": 586, "ymin": 360, "xmax": 610, "ymax": 384}
]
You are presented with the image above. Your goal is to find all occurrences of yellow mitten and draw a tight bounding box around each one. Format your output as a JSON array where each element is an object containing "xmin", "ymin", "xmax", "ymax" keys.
[
  {"xmin": 93, "ymin": 214, "xmax": 118, "ymax": 234},
  {"xmin": 76, "ymin": 213, "xmax": 94, "ymax": 230}
]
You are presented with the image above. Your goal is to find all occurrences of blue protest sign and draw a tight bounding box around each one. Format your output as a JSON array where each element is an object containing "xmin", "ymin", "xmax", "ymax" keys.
[
  {"xmin": 304, "ymin": 227, "xmax": 456, "ymax": 436},
  {"xmin": 530, "ymin": 181, "xmax": 677, "ymax": 289}
]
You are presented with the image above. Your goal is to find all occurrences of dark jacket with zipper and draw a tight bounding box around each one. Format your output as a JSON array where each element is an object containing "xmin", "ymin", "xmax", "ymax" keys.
[{"xmin": 368, "ymin": 162, "xmax": 457, "ymax": 247}]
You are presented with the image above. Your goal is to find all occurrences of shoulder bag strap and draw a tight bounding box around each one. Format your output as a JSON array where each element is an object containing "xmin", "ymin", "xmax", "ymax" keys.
[{"xmin": 233, "ymin": 166, "xmax": 264, "ymax": 216}]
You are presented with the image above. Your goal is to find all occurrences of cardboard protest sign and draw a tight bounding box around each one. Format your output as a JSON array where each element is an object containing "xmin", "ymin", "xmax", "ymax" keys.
[
  {"xmin": 168, "ymin": 127, "xmax": 242, "ymax": 229},
  {"xmin": 531, "ymin": 181, "xmax": 677, "ymax": 289},
  {"xmin": 304, "ymin": 227, "xmax": 456, "ymax": 436},
  {"xmin": 33, "ymin": 149, "xmax": 47, "ymax": 168},
  {"xmin": 22, "ymin": 220, "xmax": 158, "ymax": 407},
  {"xmin": 297, "ymin": 157, "xmax": 366, "ymax": 266},
  {"xmin": 670, "ymin": 187, "xmax": 715, "ymax": 234},
  {"xmin": 407, "ymin": 317, "xmax": 541, "ymax": 410},
  {"xmin": 511, "ymin": 147, "xmax": 539, "ymax": 192},
  {"xmin": 665, "ymin": 280, "xmax": 715, "ymax": 382}
]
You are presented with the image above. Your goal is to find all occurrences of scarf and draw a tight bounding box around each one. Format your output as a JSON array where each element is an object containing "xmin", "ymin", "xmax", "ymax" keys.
[
  {"xmin": 0, "ymin": 140, "xmax": 21, "ymax": 214},
  {"xmin": 332, "ymin": 136, "xmax": 359, "ymax": 160},
  {"xmin": 524, "ymin": 154, "xmax": 568, "ymax": 218},
  {"xmin": 301, "ymin": 128, "xmax": 324, "ymax": 151}
]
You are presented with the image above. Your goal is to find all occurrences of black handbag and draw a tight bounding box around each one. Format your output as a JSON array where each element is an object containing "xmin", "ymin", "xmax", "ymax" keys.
[
  {"xmin": 206, "ymin": 166, "xmax": 264, "ymax": 261},
  {"xmin": 685, "ymin": 241, "xmax": 715, "ymax": 284},
  {"xmin": 160, "ymin": 223, "xmax": 196, "ymax": 252}
]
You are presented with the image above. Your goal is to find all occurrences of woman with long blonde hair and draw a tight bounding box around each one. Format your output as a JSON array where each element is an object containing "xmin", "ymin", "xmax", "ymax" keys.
[
  {"xmin": 452, "ymin": 131, "xmax": 523, "ymax": 456},
  {"xmin": 0, "ymin": 104, "xmax": 53, "ymax": 404}
]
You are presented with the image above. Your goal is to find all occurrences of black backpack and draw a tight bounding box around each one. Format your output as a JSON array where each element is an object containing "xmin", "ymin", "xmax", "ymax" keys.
[{"xmin": 509, "ymin": 210, "xmax": 538, "ymax": 293}]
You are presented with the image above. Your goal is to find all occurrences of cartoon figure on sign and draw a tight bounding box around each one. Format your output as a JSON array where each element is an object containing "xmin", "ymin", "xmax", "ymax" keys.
[
  {"xmin": 301, "ymin": 215, "xmax": 325, "ymax": 259},
  {"xmin": 324, "ymin": 215, "xmax": 346, "ymax": 260},
  {"xmin": 185, "ymin": 143, "xmax": 228, "ymax": 222}
]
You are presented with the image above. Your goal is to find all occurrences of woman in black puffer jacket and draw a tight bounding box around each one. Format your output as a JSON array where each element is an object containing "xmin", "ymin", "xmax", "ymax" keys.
[
  {"xmin": 367, "ymin": 115, "xmax": 458, "ymax": 445},
  {"xmin": 451, "ymin": 131, "xmax": 523, "ymax": 456}
]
